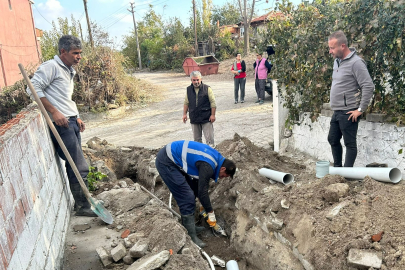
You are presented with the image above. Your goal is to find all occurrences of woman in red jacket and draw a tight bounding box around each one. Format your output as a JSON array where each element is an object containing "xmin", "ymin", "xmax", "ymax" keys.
[{"xmin": 231, "ymin": 53, "xmax": 246, "ymax": 104}]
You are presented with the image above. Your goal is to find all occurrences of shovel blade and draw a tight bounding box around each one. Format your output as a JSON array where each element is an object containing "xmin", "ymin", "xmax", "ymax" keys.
[{"xmin": 89, "ymin": 197, "xmax": 114, "ymax": 224}]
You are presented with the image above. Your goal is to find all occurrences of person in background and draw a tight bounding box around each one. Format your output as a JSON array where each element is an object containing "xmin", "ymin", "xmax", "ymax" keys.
[
  {"xmin": 327, "ymin": 30, "xmax": 374, "ymax": 167},
  {"xmin": 231, "ymin": 53, "xmax": 246, "ymax": 104},
  {"xmin": 27, "ymin": 35, "xmax": 97, "ymax": 217},
  {"xmin": 253, "ymin": 52, "xmax": 272, "ymax": 105},
  {"xmin": 182, "ymin": 71, "xmax": 216, "ymax": 146}
]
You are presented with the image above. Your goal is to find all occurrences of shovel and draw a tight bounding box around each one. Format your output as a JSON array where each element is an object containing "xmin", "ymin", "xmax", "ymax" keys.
[{"xmin": 18, "ymin": 63, "xmax": 114, "ymax": 225}]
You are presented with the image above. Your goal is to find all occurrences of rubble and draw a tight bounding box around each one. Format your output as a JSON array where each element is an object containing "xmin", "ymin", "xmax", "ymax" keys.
[
  {"xmin": 96, "ymin": 247, "xmax": 113, "ymax": 267},
  {"xmin": 127, "ymin": 250, "xmax": 170, "ymax": 270},
  {"xmin": 111, "ymin": 242, "xmax": 126, "ymax": 262},
  {"xmin": 347, "ymin": 249, "xmax": 383, "ymax": 269}
]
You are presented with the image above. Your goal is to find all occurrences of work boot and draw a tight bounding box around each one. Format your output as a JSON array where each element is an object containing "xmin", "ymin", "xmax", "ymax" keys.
[
  {"xmin": 70, "ymin": 182, "xmax": 98, "ymax": 217},
  {"xmin": 182, "ymin": 214, "xmax": 206, "ymax": 248}
]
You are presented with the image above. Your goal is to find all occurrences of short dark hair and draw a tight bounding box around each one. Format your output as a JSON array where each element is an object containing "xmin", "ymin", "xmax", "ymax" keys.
[
  {"xmin": 236, "ymin": 53, "xmax": 241, "ymax": 57},
  {"xmin": 58, "ymin": 35, "xmax": 82, "ymax": 54},
  {"xmin": 222, "ymin": 159, "xmax": 236, "ymax": 179}
]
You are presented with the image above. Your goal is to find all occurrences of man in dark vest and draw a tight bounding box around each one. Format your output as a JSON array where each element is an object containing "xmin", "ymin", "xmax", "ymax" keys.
[{"xmin": 182, "ymin": 71, "xmax": 216, "ymax": 146}]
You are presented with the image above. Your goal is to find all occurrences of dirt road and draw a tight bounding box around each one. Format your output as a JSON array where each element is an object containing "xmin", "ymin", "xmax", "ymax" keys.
[{"xmin": 82, "ymin": 71, "xmax": 274, "ymax": 149}]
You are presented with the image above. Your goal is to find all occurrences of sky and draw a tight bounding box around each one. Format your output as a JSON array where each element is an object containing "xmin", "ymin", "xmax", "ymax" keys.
[{"xmin": 31, "ymin": 0, "xmax": 303, "ymax": 48}]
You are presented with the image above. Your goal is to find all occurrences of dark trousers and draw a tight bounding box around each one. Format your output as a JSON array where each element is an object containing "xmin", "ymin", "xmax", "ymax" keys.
[
  {"xmin": 234, "ymin": 77, "xmax": 246, "ymax": 101},
  {"xmin": 327, "ymin": 110, "xmax": 360, "ymax": 167},
  {"xmin": 155, "ymin": 147, "xmax": 198, "ymax": 215},
  {"xmin": 255, "ymin": 79, "xmax": 266, "ymax": 100},
  {"xmin": 50, "ymin": 117, "xmax": 89, "ymax": 184}
]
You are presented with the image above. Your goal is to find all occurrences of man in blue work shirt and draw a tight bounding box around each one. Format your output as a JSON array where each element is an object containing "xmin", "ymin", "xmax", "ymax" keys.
[{"xmin": 155, "ymin": 140, "xmax": 236, "ymax": 247}]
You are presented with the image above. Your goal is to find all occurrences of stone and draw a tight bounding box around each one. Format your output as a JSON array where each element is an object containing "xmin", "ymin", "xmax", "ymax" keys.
[
  {"xmin": 347, "ymin": 249, "xmax": 382, "ymax": 269},
  {"xmin": 127, "ymin": 250, "xmax": 170, "ymax": 270},
  {"xmin": 130, "ymin": 239, "xmax": 149, "ymax": 258},
  {"xmin": 121, "ymin": 147, "xmax": 132, "ymax": 152},
  {"xmin": 111, "ymin": 243, "xmax": 126, "ymax": 262},
  {"xmin": 326, "ymin": 202, "xmax": 348, "ymax": 220},
  {"xmin": 119, "ymin": 180, "xmax": 128, "ymax": 188},
  {"xmin": 96, "ymin": 247, "xmax": 113, "ymax": 267},
  {"xmin": 73, "ymin": 224, "xmax": 91, "ymax": 232},
  {"xmin": 323, "ymin": 183, "xmax": 349, "ymax": 202},
  {"xmin": 267, "ymin": 217, "xmax": 283, "ymax": 230},
  {"xmin": 211, "ymin": 255, "xmax": 225, "ymax": 267},
  {"xmin": 117, "ymin": 225, "xmax": 123, "ymax": 230},
  {"xmin": 181, "ymin": 248, "xmax": 192, "ymax": 255},
  {"xmin": 124, "ymin": 238, "xmax": 133, "ymax": 248},
  {"xmin": 281, "ymin": 199, "xmax": 290, "ymax": 209},
  {"xmin": 123, "ymin": 255, "xmax": 134, "ymax": 265},
  {"xmin": 128, "ymin": 232, "xmax": 145, "ymax": 244},
  {"xmin": 113, "ymin": 185, "xmax": 120, "ymax": 189}
]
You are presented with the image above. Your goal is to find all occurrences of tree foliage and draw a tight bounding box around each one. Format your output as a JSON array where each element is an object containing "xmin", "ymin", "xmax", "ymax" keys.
[
  {"xmin": 211, "ymin": 1, "xmax": 241, "ymax": 25},
  {"xmin": 260, "ymin": 0, "xmax": 405, "ymax": 126}
]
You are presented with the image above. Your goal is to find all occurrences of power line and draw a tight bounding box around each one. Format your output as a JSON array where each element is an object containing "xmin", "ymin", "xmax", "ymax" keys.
[
  {"xmin": 102, "ymin": 13, "xmax": 131, "ymax": 29},
  {"xmin": 97, "ymin": 5, "xmax": 128, "ymax": 24},
  {"xmin": 33, "ymin": 4, "xmax": 52, "ymax": 25}
]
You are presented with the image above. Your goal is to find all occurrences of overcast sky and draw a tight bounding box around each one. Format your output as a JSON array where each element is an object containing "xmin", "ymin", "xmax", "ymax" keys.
[{"xmin": 31, "ymin": 0, "xmax": 303, "ymax": 48}]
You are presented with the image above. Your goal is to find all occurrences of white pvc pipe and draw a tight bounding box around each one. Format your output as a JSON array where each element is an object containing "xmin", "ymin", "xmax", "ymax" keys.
[
  {"xmin": 226, "ymin": 260, "xmax": 240, "ymax": 270},
  {"xmin": 259, "ymin": 168, "xmax": 294, "ymax": 185},
  {"xmin": 201, "ymin": 250, "xmax": 216, "ymax": 270},
  {"xmin": 168, "ymin": 193, "xmax": 172, "ymax": 209},
  {"xmin": 329, "ymin": 167, "xmax": 402, "ymax": 184}
]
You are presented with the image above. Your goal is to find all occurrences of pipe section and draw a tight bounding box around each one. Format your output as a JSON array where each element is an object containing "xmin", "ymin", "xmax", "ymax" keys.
[
  {"xmin": 329, "ymin": 167, "xmax": 402, "ymax": 184},
  {"xmin": 259, "ymin": 168, "xmax": 294, "ymax": 185},
  {"xmin": 226, "ymin": 260, "xmax": 240, "ymax": 270}
]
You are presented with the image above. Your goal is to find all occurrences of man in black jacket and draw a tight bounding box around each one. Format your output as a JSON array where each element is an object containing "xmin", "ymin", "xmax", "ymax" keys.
[{"xmin": 182, "ymin": 71, "xmax": 216, "ymax": 146}]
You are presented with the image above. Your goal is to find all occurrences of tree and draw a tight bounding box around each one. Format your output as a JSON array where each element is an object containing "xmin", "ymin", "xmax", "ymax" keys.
[
  {"xmin": 211, "ymin": 1, "xmax": 241, "ymax": 26},
  {"xmin": 238, "ymin": 0, "xmax": 256, "ymax": 55}
]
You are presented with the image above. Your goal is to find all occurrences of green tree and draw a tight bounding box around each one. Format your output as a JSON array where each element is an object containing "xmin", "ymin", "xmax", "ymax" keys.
[{"xmin": 211, "ymin": 1, "xmax": 241, "ymax": 25}]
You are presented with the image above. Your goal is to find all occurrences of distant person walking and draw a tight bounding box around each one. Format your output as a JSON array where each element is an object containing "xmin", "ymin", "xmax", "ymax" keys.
[
  {"xmin": 327, "ymin": 30, "xmax": 374, "ymax": 167},
  {"xmin": 231, "ymin": 53, "xmax": 246, "ymax": 104},
  {"xmin": 253, "ymin": 52, "xmax": 272, "ymax": 105},
  {"xmin": 183, "ymin": 71, "xmax": 216, "ymax": 146}
]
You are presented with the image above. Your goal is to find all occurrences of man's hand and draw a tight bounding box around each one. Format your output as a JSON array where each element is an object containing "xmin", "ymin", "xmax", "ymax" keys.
[
  {"xmin": 347, "ymin": 110, "xmax": 362, "ymax": 122},
  {"xmin": 77, "ymin": 118, "xmax": 85, "ymax": 132},
  {"xmin": 182, "ymin": 114, "xmax": 188, "ymax": 123},
  {"xmin": 52, "ymin": 111, "xmax": 69, "ymax": 127},
  {"xmin": 209, "ymin": 115, "xmax": 216, "ymax": 123}
]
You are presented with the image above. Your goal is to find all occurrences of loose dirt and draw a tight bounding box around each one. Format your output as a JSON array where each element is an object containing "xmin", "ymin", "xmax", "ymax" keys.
[{"xmin": 63, "ymin": 69, "xmax": 405, "ymax": 270}]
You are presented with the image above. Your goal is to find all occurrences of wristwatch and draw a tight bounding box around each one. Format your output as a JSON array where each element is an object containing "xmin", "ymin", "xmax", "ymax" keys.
[{"xmin": 358, "ymin": 108, "xmax": 362, "ymax": 112}]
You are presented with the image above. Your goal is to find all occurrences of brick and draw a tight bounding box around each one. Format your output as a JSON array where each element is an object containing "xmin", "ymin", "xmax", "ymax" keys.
[
  {"xmin": 0, "ymin": 150, "xmax": 11, "ymax": 180},
  {"xmin": 5, "ymin": 219, "xmax": 18, "ymax": 256},
  {"xmin": 11, "ymin": 200, "xmax": 26, "ymax": 237},
  {"xmin": 10, "ymin": 169, "xmax": 23, "ymax": 200},
  {"xmin": 15, "ymin": 226, "xmax": 35, "ymax": 270},
  {"xmin": 0, "ymin": 246, "xmax": 8, "ymax": 270},
  {"xmin": 0, "ymin": 180, "xmax": 17, "ymax": 220}
]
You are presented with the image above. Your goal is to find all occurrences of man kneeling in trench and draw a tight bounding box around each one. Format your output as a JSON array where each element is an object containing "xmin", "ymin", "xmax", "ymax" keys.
[{"xmin": 155, "ymin": 140, "xmax": 236, "ymax": 248}]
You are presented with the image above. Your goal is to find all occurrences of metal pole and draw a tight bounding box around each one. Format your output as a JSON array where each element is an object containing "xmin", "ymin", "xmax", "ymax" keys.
[{"xmin": 129, "ymin": 2, "xmax": 142, "ymax": 69}]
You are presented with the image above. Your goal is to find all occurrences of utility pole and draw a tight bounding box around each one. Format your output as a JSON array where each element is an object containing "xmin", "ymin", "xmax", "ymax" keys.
[
  {"xmin": 193, "ymin": 0, "xmax": 198, "ymax": 56},
  {"xmin": 83, "ymin": 0, "xmax": 94, "ymax": 48},
  {"xmin": 128, "ymin": 2, "xmax": 142, "ymax": 69},
  {"xmin": 79, "ymin": 22, "xmax": 84, "ymax": 41}
]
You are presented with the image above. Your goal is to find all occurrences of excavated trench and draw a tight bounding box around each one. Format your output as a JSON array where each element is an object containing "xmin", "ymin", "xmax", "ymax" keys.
[{"xmin": 83, "ymin": 136, "xmax": 405, "ymax": 270}]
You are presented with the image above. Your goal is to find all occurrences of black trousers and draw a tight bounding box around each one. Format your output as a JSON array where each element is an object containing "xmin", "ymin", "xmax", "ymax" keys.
[{"xmin": 327, "ymin": 110, "xmax": 360, "ymax": 167}]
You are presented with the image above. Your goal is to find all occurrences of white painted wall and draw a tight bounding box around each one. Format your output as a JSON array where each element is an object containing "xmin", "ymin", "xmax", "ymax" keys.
[{"xmin": 0, "ymin": 104, "xmax": 72, "ymax": 270}]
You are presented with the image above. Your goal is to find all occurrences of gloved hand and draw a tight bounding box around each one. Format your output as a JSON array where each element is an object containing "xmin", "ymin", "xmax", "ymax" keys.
[
  {"xmin": 206, "ymin": 211, "xmax": 217, "ymax": 227},
  {"xmin": 199, "ymin": 207, "xmax": 227, "ymax": 237}
]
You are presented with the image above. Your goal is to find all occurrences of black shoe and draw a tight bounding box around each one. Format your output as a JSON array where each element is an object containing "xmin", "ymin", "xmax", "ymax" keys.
[
  {"xmin": 75, "ymin": 207, "xmax": 98, "ymax": 217},
  {"xmin": 255, "ymin": 100, "xmax": 260, "ymax": 103},
  {"xmin": 182, "ymin": 214, "xmax": 206, "ymax": 248},
  {"xmin": 241, "ymin": 100, "xmax": 244, "ymax": 103},
  {"xmin": 234, "ymin": 100, "xmax": 238, "ymax": 104}
]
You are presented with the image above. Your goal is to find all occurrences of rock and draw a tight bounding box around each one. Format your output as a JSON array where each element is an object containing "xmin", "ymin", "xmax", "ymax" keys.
[
  {"xmin": 111, "ymin": 243, "xmax": 126, "ymax": 262},
  {"xmin": 128, "ymin": 232, "xmax": 145, "ymax": 244},
  {"xmin": 130, "ymin": 239, "xmax": 149, "ymax": 258},
  {"xmin": 93, "ymin": 160, "xmax": 117, "ymax": 181},
  {"xmin": 182, "ymin": 248, "xmax": 192, "ymax": 255},
  {"xmin": 127, "ymin": 250, "xmax": 170, "ymax": 270},
  {"xmin": 121, "ymin": 229, "xmax": 131, "ymax": 238},
  {"xmin": 113, "ymin": 185, "xmax": 120, "ymax": 189},
  {"xmin": 267, "ymin": 217, "xmax": 283, "ymax": 230},
  {"xmin": 119, "ymin": 180, "xmax": 128, "ymax": 188},
  {"xmin": 281, "ymin": 199, "xmax": 290, "ymax": 209},
  {"xmin": 117, "ymin": 225, "xmax": 123, "ymax": 230},
  {"xmin": 371, "ymin": 231, "xmax": 384, "ymax": 242},
  {"xmin": 123, "ymin": 255, "xmax": 134, "ymax": 265},
  {"xmin": 323, "ymin": 183, "xmax": 349, "ymax": 202},
  {"xmin": 326, "ymin": 202, "xmax": 348, "ymax": 220},
  {"xmin": 211, "ymin": 255, "xmax": 225, "ymax": 267},
  {"xmin": 347, "ymin": 249, "xmax": 382, "ymax": 269},
  {"xmin": 73, "ymin": 224, "xmax": 91, "ymax": 232},
  {"xmin": 124, "ymin": 238, "xmax": 133, "ymax": 248},
  {"xmin": 96, "ymin": 247, "xmax": 113, "ymax": 267}
]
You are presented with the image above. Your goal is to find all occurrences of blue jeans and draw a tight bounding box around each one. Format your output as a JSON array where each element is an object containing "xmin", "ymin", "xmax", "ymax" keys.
[
  {"xmin": 327, "ymin": 110, "xmax": 360, "ymax": 167},
  {"xmin": 50, "ymin": 117, "xmax": 89, "ymax": 184},
  {"xmin": 155, "ymin": 147, "xmax": 197, "ymax": 215}
]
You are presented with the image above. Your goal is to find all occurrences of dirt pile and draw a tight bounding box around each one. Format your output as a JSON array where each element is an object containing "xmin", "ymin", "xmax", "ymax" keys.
[{"xmin": 82, "ymin": 135, "xmax": 405, "ymax": 270}]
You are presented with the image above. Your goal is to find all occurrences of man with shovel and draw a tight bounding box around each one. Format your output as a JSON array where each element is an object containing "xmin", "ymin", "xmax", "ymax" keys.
[
  {"xmin": 155, "ymin": 140, "xmax": 236, "ymax": 247},
  {"xmin": 27, "ymin": 35, "xmax": 96, "ymax": 217}
]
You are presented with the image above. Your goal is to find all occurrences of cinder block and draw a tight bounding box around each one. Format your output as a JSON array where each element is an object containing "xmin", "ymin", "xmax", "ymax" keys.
[
  {"xmin": 347, "ymin": 249, "xmax": 382, "ymax": 269},
  {"xmin": 96, "ymin": 247, "xmax": 113, "ymax": 267},
  {"xmin": 366, "ymin": 113, "xmax": 387, "ymax": 123},
  {"xmin": 129, "ymin": 239, "xmax": 148, "ymax": 258},
  {"xmin": 111, "ymin": 243, "xmax": 126, "ymax": 262}
]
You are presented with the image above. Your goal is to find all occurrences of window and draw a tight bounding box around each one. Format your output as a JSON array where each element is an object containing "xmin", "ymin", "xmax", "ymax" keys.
[{"xmin": 240, "ymin": 27, "xmax": 245, "ymax": 37}]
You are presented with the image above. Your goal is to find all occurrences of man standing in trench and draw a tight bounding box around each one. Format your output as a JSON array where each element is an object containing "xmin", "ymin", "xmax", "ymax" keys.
[
  {"xmin": 327, "ymin": 31, "xmax": 374, "ymax": 167},
  {"xmin": 182, "ymin": 71, "xmax": 216, "ymax": 146},
  {"xmin": 155, "ymin": 140, "xmax": 236, "ymax": 247},
  {"xmin": 27, "ymin": 35, "xmax": 96, "ymax": 217}
]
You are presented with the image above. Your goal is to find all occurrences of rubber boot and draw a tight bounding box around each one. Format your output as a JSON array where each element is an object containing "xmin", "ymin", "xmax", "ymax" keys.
[
  {"xmin": 182, "ymin": 214, "xmax": 206, "ymax": 248},
  {"xmin": 70, "ymin": 182, "xmax": 98, "ymax": 217}
]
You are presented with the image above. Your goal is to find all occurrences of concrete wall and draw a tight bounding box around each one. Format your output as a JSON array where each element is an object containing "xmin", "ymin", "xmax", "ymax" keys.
[
  {"xmin": 0, "ymin": 0, "xmax": 41, "ymax": 89},
  {"xmin": 277, "ymin": 105, "xmax": 405, "ymax": 179},
  {"xmin": 0, "ymin": 104, "xmax": 72, "ymax": 270}
]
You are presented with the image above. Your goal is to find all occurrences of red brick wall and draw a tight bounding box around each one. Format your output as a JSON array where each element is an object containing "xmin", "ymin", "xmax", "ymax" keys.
[{"xmin": 0, "ymin": 0, "xmax": 41, "ymax": 90}]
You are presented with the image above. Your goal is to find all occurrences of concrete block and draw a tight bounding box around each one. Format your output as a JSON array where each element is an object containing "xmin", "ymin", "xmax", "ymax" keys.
[
  {"xmin": 96, "ymin": 247, "xmax": 113, "ymax": 267},
  {"xmin": 127, "ymin": 250, "xmax": 170, "ymax": 270},
  {"xmin": 111, "ymin": 242, "xmax": 126, "ymax": 262},
  {"xmin": 123, "ymin": 255, "xmax": 134, "ymax": 265},
  {"xmin": 366, "ymin": 113, "xmax": 387, "ymax": 123},
  {"xmin": 347, "ymin": 249, "xmax": 382, "ymax": 269},
  {"xmin": 129, "ymin": 239, "xmax": 149, "ymax": 258},
  {"xmin": 321, "ymin": 109, "xmax": 334, "ymax": 117}
]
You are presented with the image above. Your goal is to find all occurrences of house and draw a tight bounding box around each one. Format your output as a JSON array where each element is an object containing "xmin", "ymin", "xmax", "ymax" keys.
[
  {"xmin": 238, "ymin": 11, "xmax": 285, "ymax": 40},
  {"xmin": 219, "ymin": 24, "xmax": 239, "ymax": 38},
  {"xmin": 0, "ymin": 0, "xmax": 41, "ymax": 91}
]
